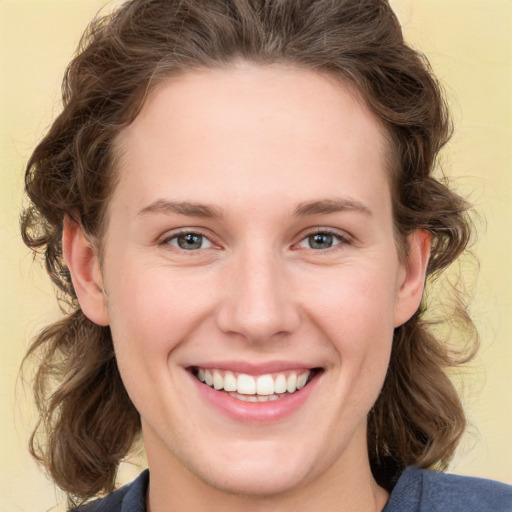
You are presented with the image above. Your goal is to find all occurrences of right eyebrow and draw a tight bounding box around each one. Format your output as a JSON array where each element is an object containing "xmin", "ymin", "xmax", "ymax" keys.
[
  {"xmin": 294, "ymin": 197, "xmax": 373, "ymax": 217},
  {"xmin": 137, "ymin": 199, "xmax": 224, "ymax": 219}
]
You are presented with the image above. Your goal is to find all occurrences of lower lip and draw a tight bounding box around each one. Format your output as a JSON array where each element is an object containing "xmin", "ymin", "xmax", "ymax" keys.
[{"xmin": 189, "ymin": 371, "xmax": 320, "ymax": 425}]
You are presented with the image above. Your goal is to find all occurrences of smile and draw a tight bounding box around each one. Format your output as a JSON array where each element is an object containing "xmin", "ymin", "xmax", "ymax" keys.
[{"xmin": 192, "ymin": 367, "xmax": 315, "ymax": 402}]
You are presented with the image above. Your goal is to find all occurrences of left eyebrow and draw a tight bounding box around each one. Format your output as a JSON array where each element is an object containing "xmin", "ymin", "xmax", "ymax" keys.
[
  {"xmin": 137, "ymin": 199, "xmax": 224, "ymax": 219},
  {"xmin": 294, "ymin": 198, "xmax": 373, "ymax": 217}
]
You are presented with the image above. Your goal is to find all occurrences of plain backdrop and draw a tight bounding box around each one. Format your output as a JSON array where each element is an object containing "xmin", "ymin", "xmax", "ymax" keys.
[{"xmin": 1, "ymin": 1, "xmax": 510, "ymax": 510}]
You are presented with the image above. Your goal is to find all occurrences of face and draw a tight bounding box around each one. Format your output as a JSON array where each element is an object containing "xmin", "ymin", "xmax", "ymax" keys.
[{"xmin": 69, "ymin": 65, "xmax": 427, "ymax": 501}]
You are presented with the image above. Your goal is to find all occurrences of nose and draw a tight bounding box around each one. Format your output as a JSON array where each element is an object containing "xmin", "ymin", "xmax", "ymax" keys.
[{"xmin": 216, "ymin": 247, "xmax": 301, "ymax": 344}]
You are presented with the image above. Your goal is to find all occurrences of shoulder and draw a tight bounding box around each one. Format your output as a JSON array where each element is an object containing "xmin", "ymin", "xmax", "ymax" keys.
[
  {"xmin": 420, "ymin": 468, "xmax": 512, "ymax": 511},
  {"xmin": 385, "ymin": 466, "xmax": 512, "ymax": 512},
  {"xmin": 70, "ymin": 470, "xmax": 149, "ymax": 512}
]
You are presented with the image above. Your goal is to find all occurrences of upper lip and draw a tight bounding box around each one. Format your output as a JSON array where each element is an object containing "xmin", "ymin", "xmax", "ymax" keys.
[{"xmin": 187, "ymin": 360, "xmax": 320, "ymax": 375}]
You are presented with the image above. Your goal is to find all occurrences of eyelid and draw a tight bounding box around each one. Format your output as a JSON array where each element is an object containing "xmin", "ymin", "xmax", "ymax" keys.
[
  {"xmin": 293, "ymin": 227, "xmax": 353, "ymax": 250},
  {"xmin": 157, "ymin": 226, "xmax": 353, "ymax": 251},
  {"xmin": 159, "ymin": 228, "xmax": 219, "ymax": 250}
]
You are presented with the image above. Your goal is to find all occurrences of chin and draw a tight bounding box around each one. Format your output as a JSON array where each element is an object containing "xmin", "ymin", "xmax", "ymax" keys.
[
  {"xmin": 167, "ymin": 435, "xmax": 317, "ymax": 499},
  {"xmin": 197, "ymin": 460, "xmax": 310, "ymax": 498}
]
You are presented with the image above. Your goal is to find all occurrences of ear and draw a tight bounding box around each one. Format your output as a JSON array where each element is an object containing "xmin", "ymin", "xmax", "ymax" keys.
[
  {"xmin": 393, "ymin": 229, "xmax": 431, "ymax": 328},
  {"xmin": 62, "ymin": 216, "xmax": 109, "ymax": 326}
]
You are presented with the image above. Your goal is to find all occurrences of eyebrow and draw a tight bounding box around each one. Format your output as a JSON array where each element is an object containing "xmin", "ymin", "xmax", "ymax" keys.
[
  {"xmin": 294, "ymin": 198, "xmax": 373, "ymax": 217},
  {"xmin": 137, "ymin": 197, "xmax": 372, "ymax": 219},
  {"xmin": 137, "ymin": 200, "xmax": 224, "ymax": 219}
]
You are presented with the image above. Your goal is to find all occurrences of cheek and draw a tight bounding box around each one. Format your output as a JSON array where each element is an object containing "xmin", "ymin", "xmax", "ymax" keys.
[
  {"xmin": 304, "ymin": 263, "xmax": 399, "ymax": 331},
  {"xmin": 103, "ymin": 267, "xmax": 207, "ymax": 415},
  {"xmin": 104, "ymin": 264, "xmax": 212, "ymax": 364},
  {"xmin": 308, "ymin": 266, "xmax": 397, "ymax": 386}
]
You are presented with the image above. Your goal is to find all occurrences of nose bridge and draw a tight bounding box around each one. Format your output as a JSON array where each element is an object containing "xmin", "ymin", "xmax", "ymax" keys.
[{"xmin": 217, "ymin": 243, "xmax": 299, "ymax": 343}]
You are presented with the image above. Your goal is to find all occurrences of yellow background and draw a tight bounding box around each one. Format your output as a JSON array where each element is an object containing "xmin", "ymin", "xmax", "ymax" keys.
[{"xmin": 1, "ymin": 1, "xmax": 510, "ymax": 510}]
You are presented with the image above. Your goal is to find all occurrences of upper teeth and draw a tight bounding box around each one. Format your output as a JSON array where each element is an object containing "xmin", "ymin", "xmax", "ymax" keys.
[{"xmin": 196, "ymin": 368, "xmax": 311, "ymax": 395}]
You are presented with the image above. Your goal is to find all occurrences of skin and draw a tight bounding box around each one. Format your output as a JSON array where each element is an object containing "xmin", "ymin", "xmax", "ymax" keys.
[{"xmin": 64, "ymin": 64, "xmax": 430, "ymax": 512}]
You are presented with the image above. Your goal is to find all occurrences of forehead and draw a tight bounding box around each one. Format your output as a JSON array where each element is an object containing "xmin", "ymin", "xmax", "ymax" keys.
[{"xmin": 112, "ymin": 65, "xmax": 390, "ymax": 214}]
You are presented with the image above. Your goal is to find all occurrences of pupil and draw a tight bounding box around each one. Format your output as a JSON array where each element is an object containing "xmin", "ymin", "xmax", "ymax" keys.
[
  {"xmin": 310, "ymin": 233, "xmax": 333, "ymax": 249},
  {"xmin": 178, "ymin": 233, "xmax": 202, "ymax": 250}
]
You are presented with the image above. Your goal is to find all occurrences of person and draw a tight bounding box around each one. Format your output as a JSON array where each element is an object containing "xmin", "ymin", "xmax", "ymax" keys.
[{"xmin": 20, "ymin": 0, "xmax": 512, "ymax": 511}]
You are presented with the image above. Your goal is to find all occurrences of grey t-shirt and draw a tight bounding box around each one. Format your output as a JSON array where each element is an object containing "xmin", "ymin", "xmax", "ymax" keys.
[{"xmin": 74, "ymin": 466, "xmax": 512, "ymax": 512}]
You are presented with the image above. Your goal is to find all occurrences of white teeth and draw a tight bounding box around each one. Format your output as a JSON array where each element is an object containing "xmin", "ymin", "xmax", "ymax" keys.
[
  {"xmin": 228, "ymin": 392, "xmax": 279, "ymax": 402},
  {"xmin": 274, "ymin": 374, "xmax": 287, "ymax": 394},
  {"xmin": 195, "ymin": 368, "xmax": 313, "ymax": 398},
  {"xmin": 296, "ymin": 373, "xmax": 308, "ymax": 390},
  {"xmin": 212, "ymin": 370, "xmax": 223, "ymax": 390},
  {"xmin": 223, "ymin": 371, "xmax": 237, "ymax": 392},
  {"xmin": 256, "ymin": 374, "xmax": 274, "ymax": 395},
  {"xmin": 237, "ymin": 374, "xmax": 256, "ymax": 395},
  {"xmin": 286, "ymin": 373, "xmax": 297, "ymax": 393}
]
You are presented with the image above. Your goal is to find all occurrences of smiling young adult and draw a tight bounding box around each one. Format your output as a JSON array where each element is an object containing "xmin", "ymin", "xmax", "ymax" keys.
[{"xmin": 21, "ymin": 1, "xmax": 512, "ymax": 511}]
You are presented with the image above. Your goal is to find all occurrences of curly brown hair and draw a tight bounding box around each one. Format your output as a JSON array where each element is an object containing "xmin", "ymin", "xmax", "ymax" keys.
[{"xmin": 21, "ymin": 0, "xmax": 476, "ymax": 504}]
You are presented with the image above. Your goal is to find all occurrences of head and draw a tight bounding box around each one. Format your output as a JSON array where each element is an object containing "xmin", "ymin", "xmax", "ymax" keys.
[{"xmin": 22, "ymin": 0, "xmax": 474, "ymax": 504}]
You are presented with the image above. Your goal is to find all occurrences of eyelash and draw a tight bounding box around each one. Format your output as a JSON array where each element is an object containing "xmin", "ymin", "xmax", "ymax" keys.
[
  {"xmin": 160, "ymin": 228, "xmax": 352, "ymax": 252},
  {"xmin": 160, "ymin": 230, "xmax": 214, "ymax": 251},
  {"xmin": 294, "ymin": 228, "xmax": 352, "ymax": 251}
]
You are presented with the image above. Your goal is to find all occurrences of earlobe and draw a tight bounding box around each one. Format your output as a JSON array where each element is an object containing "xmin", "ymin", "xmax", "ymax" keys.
[
  {"xmin": 393, "ymin": 229, "xmax": 431, "ymax": 328},
  {"xmin": 62, "ymin": 216, "xmax": 109, "ymax": 326}
]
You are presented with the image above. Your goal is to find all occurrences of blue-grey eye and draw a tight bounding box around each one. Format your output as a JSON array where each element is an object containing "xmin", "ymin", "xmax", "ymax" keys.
[
  {"xmin": 169, "ymin": 233, "xmax": 212, "ymax": 250},
  {"xmin": 308, "ymin": 233, "xmax": 334, "ymax": 249},
  {"xmin": 297, "ymin": 231, "xmax": 344, "ymax": 250}
]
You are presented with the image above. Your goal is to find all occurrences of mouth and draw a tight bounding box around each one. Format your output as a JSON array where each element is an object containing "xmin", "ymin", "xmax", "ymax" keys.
[{"xmin": 190, "ymin": 367, "xmax": 320, "ymax": 403}]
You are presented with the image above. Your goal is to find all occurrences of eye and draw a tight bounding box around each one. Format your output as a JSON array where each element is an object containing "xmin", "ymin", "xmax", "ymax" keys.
[
  {"xmin": 166, "ymin": 232, "xmax": 213, "ymax": 251},
  {"xmin": 296, "ymin": 231, "xmax": 348, "ymax": 250}
]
